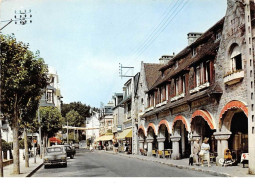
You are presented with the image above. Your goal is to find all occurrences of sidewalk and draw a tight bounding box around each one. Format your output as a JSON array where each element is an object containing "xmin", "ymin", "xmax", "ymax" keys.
[
  {"xmin": 3, "ymin": 156, "xmax": 43, "ymax": 177},
  {"xmin": 103, "ymin": 150, "xmax": 255, "ymax": 177}
]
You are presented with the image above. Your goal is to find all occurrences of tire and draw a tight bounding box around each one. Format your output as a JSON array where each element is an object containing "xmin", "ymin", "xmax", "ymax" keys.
[
  {"xmin": 44, "ymin": 165, "xmax": 48, "ymax": 169},
  {"xmin": 63, "ymin": 163, "xmax": 67, "ymax": 167},
  {"xmin": 70, "ymin": 154, "xmax": 74, "ymax": 159}
]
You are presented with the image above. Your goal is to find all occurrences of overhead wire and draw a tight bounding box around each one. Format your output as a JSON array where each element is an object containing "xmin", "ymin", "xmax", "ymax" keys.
[{"xmin": 131, "ymin": 0, "xmax": 190, "ymax": 64}]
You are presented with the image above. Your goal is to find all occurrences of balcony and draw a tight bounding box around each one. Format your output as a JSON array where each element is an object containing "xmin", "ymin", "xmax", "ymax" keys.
[
  {"xmin": 171, "ymin": 93, "xmax": 184, "ymax": 102},
  {"xmin": 223, "ymin": 70, "xmax": 244, "ymax": 86},
  {"xmin": 156, "ymin": 100, "xmax": 167, "ymax": 108},
  {"xmin": 189, "ymin": 82, "xmax": 210, "ymax": 94}
]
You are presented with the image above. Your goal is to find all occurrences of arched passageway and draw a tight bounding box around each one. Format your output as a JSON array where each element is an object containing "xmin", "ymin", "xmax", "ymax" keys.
[
  {"xmin": 171, "ymin": 120, "xmax": 189, "ymax": 159},
  {"xmin": 146, "ymin": 126, "xmax": 157, "ymax": 156},
  {"xmin": 138, "ymin": 128, "xmax": 146, "ymax": 154},
  {"xmin": 158, "ymin": 123, "xmax": 171, "ymax": 152}
]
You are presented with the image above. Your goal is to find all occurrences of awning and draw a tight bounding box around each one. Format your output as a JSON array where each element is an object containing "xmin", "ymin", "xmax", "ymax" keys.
[
  {"xmin": 49, "ymin": 137, "xmax": 61, "ymax": 144},
  {"xmin": 117, "ymin": 129, "xmax": 132, "ymax": 140},
  {"xmin": 95, "ymin": 134, "xmax": 113, "ymax": 142}
]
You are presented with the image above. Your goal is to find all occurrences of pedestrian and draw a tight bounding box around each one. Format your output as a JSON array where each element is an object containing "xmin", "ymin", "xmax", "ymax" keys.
[
  {"xmin": 193, "ymin": 138, "xmax": 200, "ymax": 165},
  {"xmin": 200, "ymin": 137, "xmax": 211, "ymax": 167},
  {"xmin": 115, "ymin": 141, "xmax": 119, "ymax": 153}
]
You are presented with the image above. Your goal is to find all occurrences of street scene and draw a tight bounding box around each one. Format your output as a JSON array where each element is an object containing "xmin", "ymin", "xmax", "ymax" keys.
[{"xmin": 1, "ymin": 0, "xmax": 255, "ymax": 189}]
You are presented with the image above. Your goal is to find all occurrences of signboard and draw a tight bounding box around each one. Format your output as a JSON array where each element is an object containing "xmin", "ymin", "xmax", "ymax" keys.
[{"xmin": 117, "ymin": 125, "xmax": 122, "ymax": 132}]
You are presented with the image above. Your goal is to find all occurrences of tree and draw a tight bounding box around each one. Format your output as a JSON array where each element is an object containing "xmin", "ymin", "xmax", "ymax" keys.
[
  {"xmin": 61, "ymin": 102, "xmax": 95, "ymax": 127},
  {"xmin": 39, "ymin": 106, "xmax": 63, "ymax": 148},
  {"xmin": 65, "ymin": 110, "xmax": 83, "ymax": 127},
  {"xmin": 0, "ymin": 34, "xmax": 48, "ymax": 174}
]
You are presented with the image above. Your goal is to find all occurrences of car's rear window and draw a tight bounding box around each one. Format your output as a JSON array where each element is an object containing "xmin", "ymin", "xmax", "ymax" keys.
[{"xmin": 47, "ymin": 147, "xmax": 62, "ymax": 153}]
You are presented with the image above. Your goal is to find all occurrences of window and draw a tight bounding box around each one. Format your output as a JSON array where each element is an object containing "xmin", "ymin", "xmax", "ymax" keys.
[
  {"xmin": 215, "ymin": 31, "xmax": 222, "ymax": 40},
  {"xmin": 192, "ymin": 48, "xmax": 197, "ymax": 57},
  {"xmin": 46, "ymin": 90, "xmax": 53, "ymax": 103},
  {"xmin": 230, "ymin": 44, "xmax": 242, "ymax": 71}
]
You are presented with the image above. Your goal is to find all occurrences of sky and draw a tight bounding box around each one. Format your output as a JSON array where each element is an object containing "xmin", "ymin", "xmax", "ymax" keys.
[{"xmin": 0, "ymin": 0, "xmax": 227, "ymax": 108}]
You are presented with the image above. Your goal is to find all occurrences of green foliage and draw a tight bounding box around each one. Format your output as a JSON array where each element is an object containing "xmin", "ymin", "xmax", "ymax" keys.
[
  {"xmin": 18, "ymin": 139, "xmax": 32, "ymax": 149},
  {"xmin": 61, "ymin": 102, "xmax": 99, "ymax": 126},
  {"xmin": 0, "ymin": 34, "xmax": 48, "ymax": 127},
  {"xmin": 66, "ymin": 110, "xmax": 83, "ymax": 127},
  {"xmin": 1, "ymin": 140, "xmax": 12, "ymax": 152},
  {"xmin": 39, "ymin": 106, "xmax": 63, "ymax": 138}
]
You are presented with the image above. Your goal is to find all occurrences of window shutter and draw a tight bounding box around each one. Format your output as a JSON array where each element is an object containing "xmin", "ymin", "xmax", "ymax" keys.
[
  {"xmin": 189, "ymin": 67, "xmax": 195, "ymax": 90},
  {"xmin": 209, "ymin": 60, "xmax": 214, "ymax": 83},
  {"xmin": 170, "ymin": 79, "xmax": 175, "ymax": 97},
  {"xmin": 185, "ymin": 73, "xmax": 189, "ymax": 94}
]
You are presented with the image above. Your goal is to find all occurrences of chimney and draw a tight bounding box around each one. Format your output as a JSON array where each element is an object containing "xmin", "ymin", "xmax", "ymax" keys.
[
  {"xmin": 187, "ymin": 32, "xmax": 202, "ymax": 45},
  {"xmin": 159, "ymin": 55, "xmax": 174, "ymax": 65}
]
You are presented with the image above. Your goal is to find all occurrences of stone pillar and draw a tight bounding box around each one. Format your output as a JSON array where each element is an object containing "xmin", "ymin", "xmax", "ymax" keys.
[
  {"xmin": 170, "ymin": 135, "xmax": 181, "ymax": 160},
  {"xmin": 7, "ymin": 150, "xmax": 10, "ymax": 160},
  {"xmin": 157, "ymin": 137, "xmax": 165, "ymax": 151},
  {"xmin": 138, "ymin": 137, "xmax": 144, "ymax": 154},
  {"xmin": 214, "ymin": 131, "xmax": 231, "ymax": 165},
  {"xmin": 147, "ymin": 138, "xmax": 154, "ymax": 156}
]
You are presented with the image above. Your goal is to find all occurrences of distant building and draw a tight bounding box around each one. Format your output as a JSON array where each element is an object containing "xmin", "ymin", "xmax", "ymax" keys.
[{"xmin": 85, "ymin": 111, "xmax": 100, "ymax": 146}]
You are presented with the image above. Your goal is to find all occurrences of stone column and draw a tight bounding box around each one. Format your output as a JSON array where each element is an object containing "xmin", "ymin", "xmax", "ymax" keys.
[
  {"xmin": 157, "ymin": 137, "xmax": 165, "ymax": 151},
  {"xmin": 7, "ymin": 150, "xmax": 10, "ymax": 160},
  {"xmin": 214, "ymin": 131, "xmax": 231, "ymax": 165},
  {"xmin": 138, "ymin": 137, "xmax": 144, "ymax": 154},
  {"xmin": 170, "ymin": 135, "xmax": 181, "ymax": 160},
  {"xmin": 146, "ymin": 138, "xmax": 154, "ymax": 156}
]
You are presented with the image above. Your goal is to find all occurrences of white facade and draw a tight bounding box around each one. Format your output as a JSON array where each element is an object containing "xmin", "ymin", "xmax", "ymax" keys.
[{"xmin": 85, "ymin": 112, "xmax": 100, "ymax": 143}]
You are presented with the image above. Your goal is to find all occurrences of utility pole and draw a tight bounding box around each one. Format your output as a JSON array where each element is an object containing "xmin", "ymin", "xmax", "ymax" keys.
[
  {"xmin": 67, "ymin": 121, "xmax": 69, "ymax": 144},
  {"xmin": 38, "ymin": 108, "xmax": 42, "ymax": 159},
  {"xmin": 119, "ymin": 63, "xmax": 134, "ymax": 79},
  {"xmin": 0, "ymin": 9, "xmax": 32, "ymax": 31},
  {"xmin": 0, "ymin": 9, "xmax": 33, "ymax": 176},
  {"xmin": 0, "ymin": 114, "xmax": 4, "ymax": 177}
]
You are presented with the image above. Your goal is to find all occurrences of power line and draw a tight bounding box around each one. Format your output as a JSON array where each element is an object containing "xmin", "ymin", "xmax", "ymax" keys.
[
  {"xmin": 130, "ymin": 0, "xmax": 190, "ymax": 64},
  {"xmin": 130, "ymin": 0, "xmax": 181, "ymax": 59}
]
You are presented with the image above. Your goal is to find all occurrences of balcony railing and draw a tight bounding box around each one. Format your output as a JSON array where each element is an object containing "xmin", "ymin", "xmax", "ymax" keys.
[
  {"xmin": 145, "ymin": 106, "xmax": 154, "ymax": 112},
  {"xmin": 223, "ymin": 70, "xmax": 244, "ymax": 86}
]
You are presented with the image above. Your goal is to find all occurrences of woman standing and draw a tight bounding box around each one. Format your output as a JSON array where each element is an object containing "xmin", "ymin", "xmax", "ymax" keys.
[
  {"xmin": 193, "ymin": 138, "xmax": 200, "ymax": 165},
  {"xmin": 200, "ymin": 137, "xmax": 211, "ymax": 167}
]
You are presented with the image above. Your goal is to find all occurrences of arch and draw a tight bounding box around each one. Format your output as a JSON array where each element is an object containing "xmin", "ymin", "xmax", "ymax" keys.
[
  {"xmin": 219, "ymin": 100, "xmax": 248, "ymax": 120},
  {"xmin": 138, "ymin": 125, "xmax": 146, "ymax": 135},
  {"xmin": 191, "ymin": 110, "xmax": 216, "ymax": 130},
  {"xmin": 147, "ymin": 123, "xmax": 156, "ymax": 134},
  {"xmin": 158, "ymin": 119, "xmax": 170, "ymax": 134},
  {"xmin": 172, "ymin": 115, "xmax": 190, "ymax": 132}
]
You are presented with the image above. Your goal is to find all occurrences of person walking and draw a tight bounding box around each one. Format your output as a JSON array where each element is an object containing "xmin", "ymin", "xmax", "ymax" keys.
[
  {"xmin": 193, "ymin": 138, "xmax": 200, "ymax": 165},
  {"xmin": 200, "ymin": 137, "xmax": 211, "ymax": 167}
]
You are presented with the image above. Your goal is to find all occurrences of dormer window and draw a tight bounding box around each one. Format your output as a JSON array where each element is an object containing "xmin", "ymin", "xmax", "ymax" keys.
[
  {"xmin": 192, "ymin": 47, "xmax": 197, "ymax": 57},
  {"xmin": 215, "ymin": 31, "xmax": 222, "ymax": 41}
]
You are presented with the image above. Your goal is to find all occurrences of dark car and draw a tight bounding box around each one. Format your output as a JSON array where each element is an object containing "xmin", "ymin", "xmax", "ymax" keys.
[{"xmin": 64, "ymin": 145, "xmax": 76, "ymax": 159}]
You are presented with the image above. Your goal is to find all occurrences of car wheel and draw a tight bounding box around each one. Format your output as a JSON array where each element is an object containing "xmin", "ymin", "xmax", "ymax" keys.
[
  {"xmin": 44, "ymin": 165, "xmax": 48, "ymax": 169},
  {"xmin": 70, "ymin": 154, "xmax": 74, "ymax": 159},
  {"xmin": 63, "ymin": 163, "xmax": 67, "ymax": 167}
]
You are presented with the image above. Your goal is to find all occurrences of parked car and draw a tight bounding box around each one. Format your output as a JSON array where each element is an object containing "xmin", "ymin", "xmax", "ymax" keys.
[
  {"xmin": 44, "ymin": 145, "xmax": 67, "ymax": 168},
  {"xmin": 64, "ymin": 144, "xmax": 76, "ymax": 159}
]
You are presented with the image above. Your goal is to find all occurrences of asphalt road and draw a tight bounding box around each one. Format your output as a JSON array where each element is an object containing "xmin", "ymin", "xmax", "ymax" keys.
[{"xmin": 33, "ymin": 149, "xmax": 218, "ymax": 177}]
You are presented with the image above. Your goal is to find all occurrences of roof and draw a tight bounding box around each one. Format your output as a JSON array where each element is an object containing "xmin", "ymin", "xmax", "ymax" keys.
[
  {"xmin": 147, "ymin": 17, "xmax": 225, "ymax": 92},
  {"xmin": 144, "ymin": 63, "xmax": 165, "ymax": 89}
]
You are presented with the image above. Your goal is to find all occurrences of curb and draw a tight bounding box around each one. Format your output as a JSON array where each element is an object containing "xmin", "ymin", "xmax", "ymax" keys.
[
  {"xmin": 105, "ymin": 151, "xmax": 231, "ymax": 177},
  {"xmin": 26, "ymin": 163, "xmax": 44, "ymax": 177}
]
